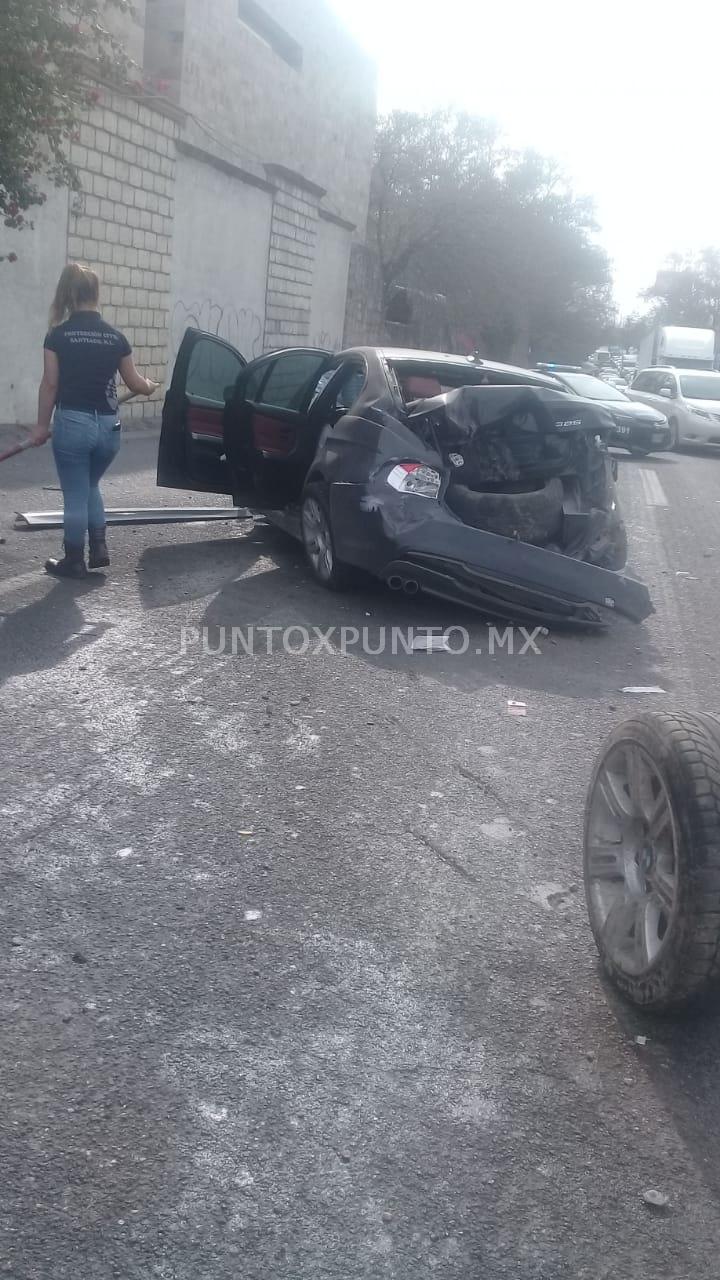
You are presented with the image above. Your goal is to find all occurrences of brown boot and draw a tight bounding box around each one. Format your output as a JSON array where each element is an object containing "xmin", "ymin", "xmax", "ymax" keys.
[
  {"xmin": 88, "ymin": 526, "xmax": 110, "ymax": 570},
  {"xmin": 45, "ymin": 543, "xmax": 88, "ymax": 580}
]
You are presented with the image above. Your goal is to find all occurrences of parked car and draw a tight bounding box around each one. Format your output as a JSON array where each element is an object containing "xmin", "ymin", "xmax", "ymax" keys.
[
  {"xmin": 629, "ymin": 367, "xmax": 720, "ymax": 447},
  {"xmin": 157, "ymin": 333, "xmax": 653, "ymax": 625},
  {"xmin": 546, "ymin": 371, "xmax": 672, "ymax": 455},
  {"xmin": 600, "ymin": 370, "xmax": 629, "ymax": 389}
]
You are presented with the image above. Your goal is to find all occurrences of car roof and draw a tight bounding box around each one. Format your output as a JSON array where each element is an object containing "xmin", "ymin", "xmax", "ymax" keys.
[
  {"xmin": 644, "ymin": 366, "xmax": 720, "ymax": 376},
  {"xmin": 340, "ymin": 346, "xmax": 564, "ymax": 390}
]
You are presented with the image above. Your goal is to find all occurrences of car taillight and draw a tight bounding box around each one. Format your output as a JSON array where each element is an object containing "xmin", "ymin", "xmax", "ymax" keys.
[{"xmin": 386, "ymin": 462, "xmax": 442, "ymax": 498}]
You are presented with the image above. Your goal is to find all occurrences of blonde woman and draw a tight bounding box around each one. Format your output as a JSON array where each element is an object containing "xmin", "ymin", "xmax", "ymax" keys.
[{"xmin": 31, "ymin": 264, "xmax": 158, "ymax": 578}]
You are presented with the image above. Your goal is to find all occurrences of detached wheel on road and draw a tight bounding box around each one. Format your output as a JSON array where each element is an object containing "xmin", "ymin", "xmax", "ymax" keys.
[
  {"xmin": 301, "ymin": 483, "xmax": 353, "ymax": 591},
  {"xmin": 584, "ymin": 711, "xmax": 720, "ymax": 1011}
]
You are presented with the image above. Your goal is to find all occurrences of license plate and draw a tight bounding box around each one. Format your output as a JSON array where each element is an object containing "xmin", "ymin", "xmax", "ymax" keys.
[{"xmin": 614, "ymin": 425, "xmax": 630, "ymax": 436}]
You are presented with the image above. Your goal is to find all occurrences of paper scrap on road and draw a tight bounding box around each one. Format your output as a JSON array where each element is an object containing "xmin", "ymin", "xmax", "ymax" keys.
[
  {"xmin": 675, "ymin": 571, "xmax": 698, "ymax": 580},
  {"xmin": 507, "ymin": 699, "xmax": 527, "ymax": 716},
  {"xmin": 244, "ymin": 909, "xmax": 263, "ymax": 922},
  {"xmin": 412, "ymin": 634, "xmax": 451, "ymax": 653},
  {"xmin": 622, "ymin": 687, "xmax": 666, "ymax": 694}
]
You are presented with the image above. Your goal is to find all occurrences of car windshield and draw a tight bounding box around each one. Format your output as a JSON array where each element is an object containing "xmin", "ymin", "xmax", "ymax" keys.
[
  {"xmin": 679, "ymin": 374, "xmax": 720, "ymax": 401},
  {"xmin": 560, "ymin": 373, "xmax": 628, "ymax": 402}
]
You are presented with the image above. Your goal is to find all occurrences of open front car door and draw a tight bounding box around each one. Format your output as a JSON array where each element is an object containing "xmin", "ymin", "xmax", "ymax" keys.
[{"xmin": 157, "ymin": 328, "xmax": 247, "ymax": 495}]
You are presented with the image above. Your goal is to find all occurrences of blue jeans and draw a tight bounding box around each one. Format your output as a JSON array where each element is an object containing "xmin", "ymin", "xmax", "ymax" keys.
[{"xmin": 52, "ymin": 409, "xmax": 121, "ymax": 546}]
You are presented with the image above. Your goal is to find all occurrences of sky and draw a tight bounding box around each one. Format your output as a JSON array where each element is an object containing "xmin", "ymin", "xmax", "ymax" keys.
[{"xmin": 327, "ymin": 0, "xmax": 720, "ymax": 315}]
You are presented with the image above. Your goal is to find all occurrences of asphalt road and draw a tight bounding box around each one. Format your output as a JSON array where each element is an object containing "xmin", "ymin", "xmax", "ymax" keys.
[{"xmin": 2, "ymin": 425, "xmax": 720, "ymax": 1278}]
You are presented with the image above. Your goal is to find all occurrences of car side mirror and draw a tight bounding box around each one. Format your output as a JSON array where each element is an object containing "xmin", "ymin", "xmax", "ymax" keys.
[{"xmin": 659, "ymin": 387, "xmax": 673, "ymax": 399}]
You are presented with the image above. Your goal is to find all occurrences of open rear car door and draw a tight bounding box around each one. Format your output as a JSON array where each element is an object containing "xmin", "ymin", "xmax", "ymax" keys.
[
  {"xmin": 157, "ymin": 328, "xmax": 247, "ymax": 495},
  {"xmin": 224, "ymin": 349, "xmax": 333, "ymax": 508}
]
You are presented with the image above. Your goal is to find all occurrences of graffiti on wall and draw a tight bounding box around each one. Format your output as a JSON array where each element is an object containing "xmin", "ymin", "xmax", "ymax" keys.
[
  {"xmin": 312, "ymin": 331, "xmax": 343, "ymax": 353},
  {"xmin": 171, "ymin": 300, "xmax": 264, "ymax": 361}
]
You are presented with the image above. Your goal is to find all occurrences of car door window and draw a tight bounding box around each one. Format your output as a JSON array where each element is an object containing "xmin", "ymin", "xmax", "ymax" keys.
[
  {"xmin": 633, "ymin": 372, "xmax": 655, "ymax": 392},
  {"xmin": 310, "ymin": 360, "xmax": 367, "ymax": 417},
  {"xmin": 259, "ymin": 352, "xmax": 330, "ymax": 410},
  {"xmin": 186, "ymin": 338, "xmax": 246, "ymax": 405},
  {"xmin": 243, "ymin": 361, "xmax": 272, "ymax": 403},
  {"xmin": 335, "ymin": 365, "xmax": 366, "ymax": 410}
]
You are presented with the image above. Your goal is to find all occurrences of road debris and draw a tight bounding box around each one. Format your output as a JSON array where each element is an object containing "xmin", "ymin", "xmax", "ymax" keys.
[
  {"xmin": 634, "ymin": 1035, "xmax": 648, "ymax": 1046},
  {"xmin": 622, "ymin": 687, "xmax": 665, "ymax": 694},
  {"xmin": 507, "ymin": 699, "xmax": 527, "ymax": 716},
  {"xmin": 675, "ymin": 571, "xmax": 698, "ymax": 579},
  {"xmin": 642, "ymin": 1189, "xmax": 670, "ymax": 1210},
  {"xmin": 412, "ymin": 633, "xmax": 451, "ymax": 653},
  {"xmin": 14, "ymin": 505, "xmax": 249, "ymax": 530},
  {"xmin": 244, "ymin": 909, "xmax": 263, "ymax": 922}
]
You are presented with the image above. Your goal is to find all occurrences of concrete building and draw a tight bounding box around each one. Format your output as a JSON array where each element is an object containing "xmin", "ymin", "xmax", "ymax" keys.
[{"xmin": 0, "ymin": 0, "xmax": 376, "ymax": 423}]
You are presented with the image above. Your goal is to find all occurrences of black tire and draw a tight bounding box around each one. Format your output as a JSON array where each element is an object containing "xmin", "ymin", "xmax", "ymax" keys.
[
  {"xmin": 300, "ymin": 482, "xmax": 354, "ymax": 591},
  {"xmin": 446, "ymin": 478, "xmax": 564, "ymax": 544},
  {"xmin": 584, "ymin": 711, "xmax": 720, "ymax": 1011}
]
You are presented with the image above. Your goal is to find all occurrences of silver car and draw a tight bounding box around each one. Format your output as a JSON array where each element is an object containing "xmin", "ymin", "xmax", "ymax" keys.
[{"xmin": 629, "ymin": 367, "xmax": 720, "ymax": 447}]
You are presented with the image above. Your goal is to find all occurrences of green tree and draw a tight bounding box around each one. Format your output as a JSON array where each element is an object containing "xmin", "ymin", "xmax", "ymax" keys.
[
  {"xmin": 0, "ymin": 0, "xmax": 133, "ymax": 253},
  {"xmin": 370, "ymin": 111, "xmax": 613, "ymax": 364},
  {"xmin": 644, "ymin": 249, "xmax": 720, "ymax": 328}
]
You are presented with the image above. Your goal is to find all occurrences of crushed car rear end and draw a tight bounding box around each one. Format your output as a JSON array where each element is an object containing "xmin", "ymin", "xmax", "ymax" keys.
[{"xmin": 327, "ymin": 378, "xmax": 654, "ymax": 626}]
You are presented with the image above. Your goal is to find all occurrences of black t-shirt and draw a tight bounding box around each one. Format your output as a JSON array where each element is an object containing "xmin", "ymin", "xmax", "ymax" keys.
[{"xmin": 44, "ymin": 311, "xmax": 132, "ymax": 414}]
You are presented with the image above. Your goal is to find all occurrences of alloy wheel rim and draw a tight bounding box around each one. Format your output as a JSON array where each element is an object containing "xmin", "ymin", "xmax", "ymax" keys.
[
  {"xmin": 303, "ymin": 498, "xmax": 334, "ymax": 581},
  {"xmin": 585, "ymin": 742, "xmax": 678, "ymax": 976}
]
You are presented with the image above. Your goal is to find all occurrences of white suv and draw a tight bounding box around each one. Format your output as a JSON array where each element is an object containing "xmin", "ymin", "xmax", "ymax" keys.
[{"xmin": 629, "ymin": 367, "xmax": 720, "ymax": 447}]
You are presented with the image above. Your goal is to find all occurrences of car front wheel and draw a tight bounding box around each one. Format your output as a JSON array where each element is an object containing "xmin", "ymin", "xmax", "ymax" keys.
[{"xmin": 301, "ymin": 483, "xmax": 353, "ymax": 591}]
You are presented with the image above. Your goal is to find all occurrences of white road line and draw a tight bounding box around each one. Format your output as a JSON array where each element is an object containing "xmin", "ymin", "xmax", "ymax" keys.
[{"xmin": 639, "ymin": 468, "xmax": 669, "ymax": 508}]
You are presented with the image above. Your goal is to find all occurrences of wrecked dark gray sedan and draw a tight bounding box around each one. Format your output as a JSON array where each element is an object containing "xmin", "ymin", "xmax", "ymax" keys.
[{"xmin": 158, "ymin": 334, "xmax": 654, "ymax": 626}]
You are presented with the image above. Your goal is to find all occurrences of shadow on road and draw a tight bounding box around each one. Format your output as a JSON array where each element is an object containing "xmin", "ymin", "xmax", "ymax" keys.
[
  {"xmin": 0, "ymin": 577, "xmax": 109, "ymax": 687},
  {"xmin": 599, "ymin": 976, "xmax": 720, "ymax": 1203},
  {"xmin": 135, "ymin": 523, "xmax": 666, "ymax": 701}
]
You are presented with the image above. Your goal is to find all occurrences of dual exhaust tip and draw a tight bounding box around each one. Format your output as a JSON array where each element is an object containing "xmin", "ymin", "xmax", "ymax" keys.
[{"xmin": 388, "ymin": 575, "xmax": 420, "ymax": 595}]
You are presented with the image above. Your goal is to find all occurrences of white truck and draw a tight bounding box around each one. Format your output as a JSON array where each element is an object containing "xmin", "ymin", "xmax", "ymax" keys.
[{"xmin": 637, "ymin": 325, "xmax": 716, "ymax": 371}]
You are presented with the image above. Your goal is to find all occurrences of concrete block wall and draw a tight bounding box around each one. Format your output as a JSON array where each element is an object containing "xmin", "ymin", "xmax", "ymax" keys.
[
  {"xmin": 177, "ymin": 0, "xmax": 375, "ymax": 235},
  {"xmin": 264, "ymin": 173, "xmax": 319, "ymax": 350},
  {"xmin": 66, "ymin": 89, "xmax": 179, "ymax": 419}
]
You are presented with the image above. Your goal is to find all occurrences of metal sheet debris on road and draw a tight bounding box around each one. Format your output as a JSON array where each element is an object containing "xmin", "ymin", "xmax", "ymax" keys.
[{"xmin": 13, "ymin": 505, "xmax": 250, "ymax": 530}]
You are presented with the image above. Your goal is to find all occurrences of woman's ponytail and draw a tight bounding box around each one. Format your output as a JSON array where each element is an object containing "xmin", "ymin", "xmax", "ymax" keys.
[{"xmin": 49, "ymin": 263, "xmax": 100, "ymax": 328}]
